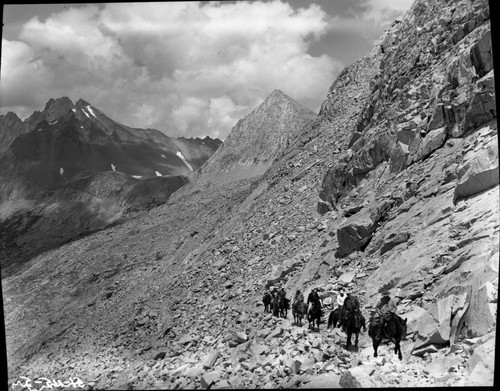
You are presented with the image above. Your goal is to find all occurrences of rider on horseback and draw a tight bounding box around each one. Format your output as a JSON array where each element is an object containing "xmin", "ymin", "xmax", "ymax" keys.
[
  {"xmin": 278, "ymin": 284, "xmax": 287, "ymax": 300},
  {"xmin": 339, "ymin": 290, "xmax": 367, "ymax": 332},
  {"xmin": 307, "ymin": 288, "xmax": 319, "ymax": 305},
  {"xmin": 307, "ymin": 288, "xmax": 322, "ymax": 315},
  {"xmin": 373, "ymin": 289, "xmax": 397, "ymax": 338},
  {"xmin": 294, "ymin": 289, "xmax": 304, "ymax": 304},
  {"xmin": 263, "ymin": 288, "xmax": 272, "ymax": 312},
  {"xmin": 337, "ymin": 287, "xmax": 347, "ymax": 308},
  {"xmin": 306, "ymin": 288, "xmax": 322, "ymax": 329}
]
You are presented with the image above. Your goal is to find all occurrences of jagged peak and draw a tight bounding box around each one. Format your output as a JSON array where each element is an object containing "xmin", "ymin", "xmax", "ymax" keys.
[
  {"xmin": 262, "ymin": 89, "xmax": 294, "ymax": 105},
  {"xmin": 257, "ymin": 89, "xmax": 315, "ymax": 117},
  {"xmin": 75, "ymin": 98, "xmax": 92, "ymax": 108},
  {"xmin": 42, "ymin": 97, "xmax": 75, "ymax": 122},
  {"xmin": 268, "ymin": 89, "xmax": 287, "ymax": 98},
  {"xmin": 1, "ymin": 111, "xmax": 21, "ymax": 121},
  {"xmin": 43, "ymin": 97, "xmax": 74, "ymax": 112}
]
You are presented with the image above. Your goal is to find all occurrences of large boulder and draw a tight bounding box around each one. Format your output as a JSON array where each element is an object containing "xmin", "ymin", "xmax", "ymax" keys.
[
  {"xmin": 337, "ymin": 270, "xmax": 356, "ymax": 285},
  {"xmin": 402, "ymin": 306, "xmax": 427, "ymax": 338},
  {"xmin": 419, "ymin": 126, "xmax": 448, "ymax": 160},
  {"xmin": 470, "ymin": 29, "xmax": 493, "ymax": 77},
  {"xmin": 379, "ymin": 232, "xmax": 411, "ymax": 255},
  {"xmin": 466, "ymin": 333, "xmax": 495, "ymax": 386},
  {"xmin": 460, "ymin": 281, "xmax": 497, "ymax": 338},
  {"xmin": 337, "ymin": 200, "xmax": 392, "ymax": 256},
  {"xmin": 319, "ymin": 160, "xmax": 352, "ymax": 209},
  {"xmin": 463, "ymin": 71, "xmax": 496, "ymax": 133},
  {"xmin": 302, "ymin": 373, "xmax": 341, "ymax": 388},
  {"xmin": 339, "ymin": 366, "xmax": 377, "ymax": 388},
  {"xmin": 351, "ymin": 131, "xmax": 396, "ymax": 176},
  {"xmin": 411, "ymin": 295, "xmax": 454, "ymax": 355},
  {"xmin": 454, "ymin": 128, "xmax": 498, "ymax": 201},
  {"xmin": 336, "ymin": 209, "xmax": 378, "ymax": 256},
  {"xmin": 450, "ymin": 293, "xmax": 469, "ymax": 345},
  {"xmin": 265, "ymin": 258, "xmax": 302, "ymax": 288}
]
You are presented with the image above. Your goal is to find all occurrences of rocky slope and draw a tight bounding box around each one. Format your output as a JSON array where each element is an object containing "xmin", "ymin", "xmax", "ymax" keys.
[{"xmin": 3, "ymin": 0, "xmax": 497, "ymax": 389}]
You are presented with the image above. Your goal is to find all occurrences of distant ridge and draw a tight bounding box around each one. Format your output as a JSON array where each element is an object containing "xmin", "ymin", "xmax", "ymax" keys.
[{"xmin": 0, "ymin": 97, "xmax": 222, "ymax": 193}]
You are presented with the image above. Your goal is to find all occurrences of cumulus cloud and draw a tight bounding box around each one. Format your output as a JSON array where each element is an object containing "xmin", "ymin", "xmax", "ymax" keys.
[
  {"xmin": 0, "ymin": 39, "xmax": 53, "ymax": 117},
  {"xmin": 0, "ymin": 1, "xmax": 345, "ymax": 139},
  {"xmin": 350, "ymin": 0, "xmax": 414, "ymax": 26}
]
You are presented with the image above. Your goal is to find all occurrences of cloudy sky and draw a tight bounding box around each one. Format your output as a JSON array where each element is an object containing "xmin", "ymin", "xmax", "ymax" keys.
[{"xmin": 1, "ymin": 1, "xmax": 414, "ymax": 140}]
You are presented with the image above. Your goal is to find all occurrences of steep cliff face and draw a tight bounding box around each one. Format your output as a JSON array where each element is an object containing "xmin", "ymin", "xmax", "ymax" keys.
[
  {"xmin": 314, "ymin": 0, "xmax": 497, "ymax": 354},
  {"xmin": 319, "ymin": 0, "xmax": 494, "ymax": 213},
  {"xmin": 3, "ymin": 0, "xmax": 497, "ymax": 389},
  {"xmin": 0, "ymin": 112, "xmax": 29, "ymax": 155}
]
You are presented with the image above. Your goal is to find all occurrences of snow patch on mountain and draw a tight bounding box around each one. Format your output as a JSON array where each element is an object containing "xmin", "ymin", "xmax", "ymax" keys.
[
  {"xmin": 86, "ymin": 105, "xmax": 97, "ymax": 118},
  {"xmin": 176, "ymin": 151, "xmax": 193, "ymax": 171},
  {"xmin": 81, "ymin": 108, "xmax": 90, "ymax": 119}
]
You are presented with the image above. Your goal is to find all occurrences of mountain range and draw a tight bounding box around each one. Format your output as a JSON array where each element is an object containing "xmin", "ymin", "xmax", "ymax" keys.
[
  {"xmin": 0, "ymin": 97, "xmax": 221, "ymax": 191},
  {"xmin": 0, "ymin": 97, "xmax": 221, "ymax": 275},
  {"xmin": 2, "ymin": 0, "xmax": 498, "ymax": 388}
]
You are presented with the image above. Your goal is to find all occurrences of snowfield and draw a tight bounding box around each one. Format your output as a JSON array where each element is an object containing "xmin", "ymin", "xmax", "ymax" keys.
[
  {"xmin": 176, "ymin": 151, "xmax": 193, "ymax": 171},
  {"xmin": 86, "ymin": 105, "xmax": 97, "ymax": 118}
]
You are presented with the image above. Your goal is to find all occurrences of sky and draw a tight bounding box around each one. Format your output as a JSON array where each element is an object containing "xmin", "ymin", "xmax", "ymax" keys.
[{"xmin": 0, "ymin": 1, "xmax": 414, "ymax": 140}]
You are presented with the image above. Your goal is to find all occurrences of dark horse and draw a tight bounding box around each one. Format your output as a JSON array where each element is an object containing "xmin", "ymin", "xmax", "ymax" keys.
[
  {"xmin": 292, "ymin": 300, "xmax": 307, "ymax": 326},
  {"xmin": 342, "ymin": 310, "xmax": 365, "ymax": 351},
  {"xmin": 368, "ymin": 313, "xmax": 408, "ymax": 360},
  {"xmin": 273, "ymin": 295, "xmax": 289, "ymax": 318},
  {"xmin": 282, "ymin": 297, "xmax": 290, "ymax": 318},
  {"xmin": 328, "ymin": 308, "xmax": 365, "ymax": 351},
  {"xmin": 327, "ymin": 307, "xmax": 341, "ymax": 329},
  {"xmin": 307, "ymin": 300, "xmax": 321, "ymax": 331},
  {"xmin": 262, "ymin": 292, "xmax": 272, "ymax": 313}
]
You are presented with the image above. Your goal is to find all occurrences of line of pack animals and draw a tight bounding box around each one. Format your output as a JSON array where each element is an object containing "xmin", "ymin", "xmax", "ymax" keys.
[{"xmin": 262, "ymin": 287, "xmax": 408, "ymax": 360}]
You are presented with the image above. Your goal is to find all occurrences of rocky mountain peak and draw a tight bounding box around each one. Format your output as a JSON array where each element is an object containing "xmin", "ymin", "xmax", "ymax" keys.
[
  {"xmin": 261, "ymin": 89, "xmax": 291, "ymax": 105},
  {"xmin": 255, "ymin": 88, "xmax": 311, "ymax": 116},
  {"xmin": 75, "ymin": 98, "xmax": 93, "ymax": 110},
  {"xmin": 0, "ymin": 111, "xmax": 26, "ymax": 154},
  {"xmin": 199, "ymin": 89, "xmax": 318, "ymax": 182},
  {"xmin": 43, "ymin": 97, "xmax": 75, "ymax": 122},
  {"xmin": 0, "ymin": 111, "xmax": 21, "ymax": 124}
]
